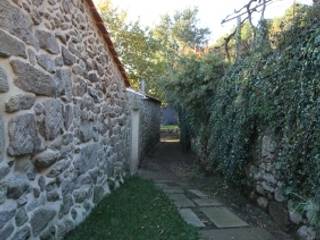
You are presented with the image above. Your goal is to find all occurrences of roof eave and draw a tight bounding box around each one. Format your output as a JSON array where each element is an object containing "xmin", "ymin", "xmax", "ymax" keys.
[{"xmin": 86, "ymin": 0, "xmax": 131, "ymax": 88}]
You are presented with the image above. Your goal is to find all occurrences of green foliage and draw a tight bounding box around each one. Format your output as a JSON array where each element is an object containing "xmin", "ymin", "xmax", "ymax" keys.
[
  {"xmin": 153, "ymin": 7, "xmax": 211, "ymax": 99},
  {"xmin": 170, "ymin": 8, "xmax": 210, "ymax": 49},
  {"xmin": 99, "ymin": 1, "xmax": 161, "ymax": 94},
  {"xmin": 166, "ymin": 4, "xmax": 320, "ymax": 206},
  {"xmin": 165, "ymin": 52, "xmax": 227, "ymax": 153},
  {"xmin": 153, "ymin": 8, "xmax": 210, "ymax": 52},
  {"xmin": 202, "ymin": 5, "xmax": 320, "ymax": 197},
  {"xmin": 287, "ymin": 191, "xmax": 320, "ymax": 226},
  {"xmin": 66, "ymin": 177, "xmax": 198, "ymax": 240},
  {"xmin": 99, "ymin": 2, "xmax": 210, "ymax": 101},
  {"xmin": 161, "ymin": 125, "xmax": 179, "ymax": 130}
]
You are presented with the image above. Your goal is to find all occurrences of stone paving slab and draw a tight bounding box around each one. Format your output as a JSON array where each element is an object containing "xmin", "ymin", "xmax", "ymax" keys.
[
  {"xmin": 194, "ymin": 198, "xmax": 222, "ymax": 207},
  {"xmin": 155, "ymin": 183, "xmax": 169, "ymax": 189},
  {"xmin": 200, "ymin": 228, "xmax": 274, "ymax": 240},
  {"xmin": 179, "ymin": 208, "xmax": 205, "ymax": 228},
  {"xmin": 168, "ymin": 194, "xmax": 196, "ymax": 208},
  {"xmin": 200, "ymin": 207, "xmax": 248, "ymax": 228},
  {"xmin": 162, "ymin": 187, "xmax": 184, "ymax": 194},
  {"xmin": 189, "ymin": 189, "xmax": 208, "ymax": 198}
]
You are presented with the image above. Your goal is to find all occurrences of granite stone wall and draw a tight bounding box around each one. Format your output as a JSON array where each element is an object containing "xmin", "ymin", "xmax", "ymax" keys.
[
  {"xmin": 248, "ymin": 131, "xmax": 316, "ymax": 239},
  {"xmin": 127, "ymin": 90, "xmax": 161, "ymax": 162},
  {"xmin": 0, "ymin": 0, "xmax": 131, "ymax": 239},
  {"xmin": 140, "ymin": 98, "xmax": 161, "ymax": 158}
]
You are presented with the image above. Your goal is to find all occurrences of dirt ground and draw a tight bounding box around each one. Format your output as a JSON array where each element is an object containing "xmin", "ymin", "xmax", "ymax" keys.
[{"xmin": 141, "ymin": 138, "xmax": 295, "ymax": 240}]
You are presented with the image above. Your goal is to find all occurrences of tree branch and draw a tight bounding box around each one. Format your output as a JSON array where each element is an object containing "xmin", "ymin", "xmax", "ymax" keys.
[
  {"xmin": 223, "ymin": 18, "xmax": 247, "ymax": 62},
  {"xmin": 221, "ymin": 0, "xmax": 274, "ymax": 24}
]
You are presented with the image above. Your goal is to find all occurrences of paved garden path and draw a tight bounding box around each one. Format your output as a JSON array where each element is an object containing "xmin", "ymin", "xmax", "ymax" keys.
[
  {"xmin": 151, "ymin": 179, "xmax": 273, "ymax": 240},
  {"xmin": 139, "ymin": 140, "xmax": 292, "ymax": 240}
]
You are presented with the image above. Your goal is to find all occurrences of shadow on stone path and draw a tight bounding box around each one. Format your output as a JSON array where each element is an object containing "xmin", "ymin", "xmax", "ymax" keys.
[{"xmin": 138, "ymin": 141, "xmax": 293, "ymax": 240}]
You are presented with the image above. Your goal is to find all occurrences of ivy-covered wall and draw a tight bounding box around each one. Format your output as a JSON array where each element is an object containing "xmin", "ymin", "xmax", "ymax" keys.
[
  {"xmin": 169, "ymin": 5, "xmax": 320, "ymax": 239},
  {"xmin": 209, "ymin": 7, "xmax": 319, "ymax": 237}
]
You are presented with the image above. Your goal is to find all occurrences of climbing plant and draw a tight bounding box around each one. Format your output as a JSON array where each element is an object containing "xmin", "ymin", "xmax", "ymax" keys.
[
  {"xmin": 208, "ymin": 4, "xmax": 320, "ymax": 195},
  {"xmin": 166, "ymin": 3, "xmax": 320, "ymax": 204}
]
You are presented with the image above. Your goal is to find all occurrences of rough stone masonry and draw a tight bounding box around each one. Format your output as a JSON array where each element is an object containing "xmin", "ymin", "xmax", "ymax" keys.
[
  {"xmin": 247, "ymin": 131, "xmax": 317, "ymax": 239},
  {"xmin": 0, "ymin": 0, "xmax": 143, "ymax": 239},
  {"xmin": 127, "ymin": 89, "xmax": 161, "ymax": 163}
]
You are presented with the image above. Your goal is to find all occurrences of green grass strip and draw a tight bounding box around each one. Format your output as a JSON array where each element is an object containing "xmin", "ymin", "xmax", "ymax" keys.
[
  {"xmin": 160, "ymin": 125, "xmax": 179, "ymax": 130},
  {"xmin": 66, "ymin": 177, "xmax": 198, "ymax": 240}
]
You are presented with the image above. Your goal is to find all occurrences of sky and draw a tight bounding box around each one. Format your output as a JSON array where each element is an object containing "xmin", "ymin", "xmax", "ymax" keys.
[{"xmin": 94, "ymin": 0, "xmax": 313, "ymax": 42}]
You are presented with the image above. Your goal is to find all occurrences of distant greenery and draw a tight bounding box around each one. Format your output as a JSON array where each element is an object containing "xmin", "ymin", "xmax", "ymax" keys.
[
  {"xmin": 66, "ymin": 177, "xmax": 198, "ymax": 240},
  {"xmin": 99, "ymin": 1, "xmax": 160, "ymax": 92},
  {"xmin": 99, "ymin": 1, "xmax": 209, "ymax": 100},
  {"xmin": 161, "ymin": 125, "xmax": 179, "ymax": 130}
]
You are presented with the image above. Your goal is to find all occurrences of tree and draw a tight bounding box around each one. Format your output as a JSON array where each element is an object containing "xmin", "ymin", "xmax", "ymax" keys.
[
  {"xmin": 152, "ymin": 8, "xmax": 211, "ymax": 98},
  {"xmin": 153, "ymin": 8, "xmax": 210, "ymax": 56},
  {"xmin": 98, "ymin": 3, "xmax": 211, "ymax": 101},
  {"xmin": 98, "ymin": 1, "xmax": 160, "ymax": 93}
]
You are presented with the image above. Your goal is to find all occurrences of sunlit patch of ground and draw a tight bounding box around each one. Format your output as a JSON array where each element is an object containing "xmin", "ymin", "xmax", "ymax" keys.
[{"xmin": 161, "ymin": 138, "xmax": 180, "ymax": 143}]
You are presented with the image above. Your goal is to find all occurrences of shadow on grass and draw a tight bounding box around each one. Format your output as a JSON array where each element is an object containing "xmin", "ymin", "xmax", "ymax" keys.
[{"xmin": 65, "ymin": 177, "xmax": 199, "ymax": 240}]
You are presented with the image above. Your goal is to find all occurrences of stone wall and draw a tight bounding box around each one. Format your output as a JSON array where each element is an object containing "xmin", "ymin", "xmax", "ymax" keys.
[
  {"xmin": 247, "ymin": 131, "xmax": 316, "ymax": 239},
  {"xmin": 127, "ymin": 89, "xmax": 161, "ymax": 165},
  {"xmin": 0, "ymin": 0, "xmax": 131, "ymax": 239},
  {"xmin": 140, "ymin": 97, "xmax": 161, "ymax": 157}
]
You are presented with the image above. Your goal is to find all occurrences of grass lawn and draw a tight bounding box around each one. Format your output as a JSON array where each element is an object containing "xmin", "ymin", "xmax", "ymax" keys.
[
  {"xmin": 65, "ymin": 177, "xmax": 198, "ymax": 240},
  {"xmin": 160, "ymin": 125, "xmax": 179, "ymax": 130}
]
